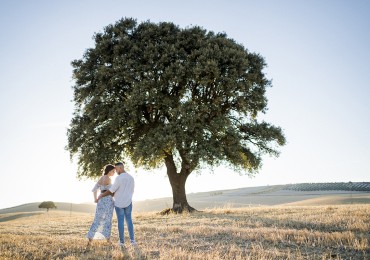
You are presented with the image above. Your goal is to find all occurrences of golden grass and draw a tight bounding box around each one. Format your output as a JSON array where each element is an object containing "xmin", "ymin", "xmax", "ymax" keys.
[{"xmin": 0, "ymin": 205, "xmax": 369, "ymax": 259}]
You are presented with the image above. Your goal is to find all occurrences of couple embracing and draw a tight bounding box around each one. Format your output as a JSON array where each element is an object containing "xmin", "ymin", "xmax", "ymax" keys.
[{"xmin": 86, "ymin": 162, "xmax": 136, "ymax": 247}]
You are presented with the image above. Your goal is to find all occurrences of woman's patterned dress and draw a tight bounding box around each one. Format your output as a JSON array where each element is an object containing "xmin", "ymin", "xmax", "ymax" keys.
[{"xmin": 86, "ymin": 184, "xmax": 114, "ymax": 239}]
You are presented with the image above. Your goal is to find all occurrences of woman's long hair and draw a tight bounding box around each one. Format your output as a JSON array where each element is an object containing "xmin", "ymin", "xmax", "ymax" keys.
[{"xmin": 103, "ymin": 164, "xmax": 115, "ymax": 175}]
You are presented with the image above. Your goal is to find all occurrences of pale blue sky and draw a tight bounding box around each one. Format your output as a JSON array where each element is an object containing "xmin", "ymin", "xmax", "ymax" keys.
[{"xmin": 1, "ymin": 1, "xmax": 369, "ymax": 209}]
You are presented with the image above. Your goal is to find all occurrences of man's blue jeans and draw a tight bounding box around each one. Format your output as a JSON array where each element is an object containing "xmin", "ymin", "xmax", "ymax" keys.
[{"xmin": 115, "ymin": 203, "xmax": 135, "ymax": 243}]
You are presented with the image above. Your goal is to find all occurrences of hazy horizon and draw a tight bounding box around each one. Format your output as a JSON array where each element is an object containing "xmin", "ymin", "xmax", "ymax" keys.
[{"xmin": 1, "ymin": 181, "xmax": 369, "ymax": 211}]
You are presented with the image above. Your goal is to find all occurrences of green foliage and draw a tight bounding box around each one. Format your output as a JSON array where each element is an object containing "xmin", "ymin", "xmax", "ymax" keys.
[
  {"xmin": 38, "ymin": 201, "xmax": 57, "ymax": 211},
  {"xmin": 67, "ymin": 18, "xmax": 286, "ymax": 179}
]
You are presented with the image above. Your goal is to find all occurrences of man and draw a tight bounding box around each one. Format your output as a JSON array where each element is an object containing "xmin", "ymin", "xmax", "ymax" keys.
[{"xmin": 98, "ymin": 162, "xmax": 136, "ymax": 246}]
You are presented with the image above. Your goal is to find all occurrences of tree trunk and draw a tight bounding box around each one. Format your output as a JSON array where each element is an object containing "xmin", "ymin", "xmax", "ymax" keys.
[{"xmin": 163, "ymin": 155, "xmax": 196, "ymax": 214}]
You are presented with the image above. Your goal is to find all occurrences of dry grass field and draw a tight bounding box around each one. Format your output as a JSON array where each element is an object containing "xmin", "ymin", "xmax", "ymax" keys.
[{"xmin": 0, "ymin": 204, "xmax": 369, "ymax": 260}]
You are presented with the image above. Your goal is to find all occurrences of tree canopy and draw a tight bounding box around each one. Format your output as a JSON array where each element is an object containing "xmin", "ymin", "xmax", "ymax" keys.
[
  {"xmin": 39, "ymin": 201, "xmax": 57, "ymax": 212},
  {"xmin": 67, "ymin": 18, "xmax": 286, "ymax": 212}
]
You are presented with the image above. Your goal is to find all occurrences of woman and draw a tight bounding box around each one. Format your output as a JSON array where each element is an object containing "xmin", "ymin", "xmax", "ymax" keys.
[{"xmin": 86, "ymin": 164, "xmax": 116, "ymax": 246}]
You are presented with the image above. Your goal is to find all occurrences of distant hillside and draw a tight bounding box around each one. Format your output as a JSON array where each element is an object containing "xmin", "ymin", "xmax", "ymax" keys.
[
  {"xmin": 1, "ymin": 182, "xmax": 369, "ymax": 215},
  {"xmin": 0, "ymin": 203, "xmax": 42, "ymax": 214},
  {"xmin": 0, "ymin": 202, "xmax": 96, "ymax": 215}
]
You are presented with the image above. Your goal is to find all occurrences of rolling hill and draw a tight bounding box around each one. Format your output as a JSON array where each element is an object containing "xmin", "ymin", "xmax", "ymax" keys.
[{"xmin": 1, "ymin": 182, "xmax": 369, "ymax": 216}]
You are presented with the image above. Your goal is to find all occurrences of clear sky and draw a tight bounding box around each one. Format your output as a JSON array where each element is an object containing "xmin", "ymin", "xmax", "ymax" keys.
[{"xmin": 1, "ymin": 0, "xmax": 369, "ymax": 210}]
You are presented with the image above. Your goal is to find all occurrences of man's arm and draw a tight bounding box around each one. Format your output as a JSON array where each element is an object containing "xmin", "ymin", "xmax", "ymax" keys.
[{"xmin": 97, "ymin": 190, "xmax": 113, "ymax": 201}]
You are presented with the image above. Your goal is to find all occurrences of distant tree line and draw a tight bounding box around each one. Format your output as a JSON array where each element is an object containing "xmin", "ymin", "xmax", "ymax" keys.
[{"xmin": 284, "ymin": 182, "xmax": 370, "ymax": 192}]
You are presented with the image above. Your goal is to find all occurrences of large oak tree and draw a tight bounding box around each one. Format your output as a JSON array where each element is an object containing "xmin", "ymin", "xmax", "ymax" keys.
[{"xmin": 67, "ymin": 18, "xmax": 286, "ymax": 213}]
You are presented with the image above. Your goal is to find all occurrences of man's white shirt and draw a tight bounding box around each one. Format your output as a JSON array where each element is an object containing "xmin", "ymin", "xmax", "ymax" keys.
[{"xmin": 109, "ymin": 172, "xmax": 135, "ymax": 208}]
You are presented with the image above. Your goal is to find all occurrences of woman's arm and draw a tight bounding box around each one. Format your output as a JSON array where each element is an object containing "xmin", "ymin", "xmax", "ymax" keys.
[
  {"xmin": 93, "ymin": 190, "xmax": 98, "ymax": 203},
  {"xmin": 92, "ymin": 178, "xmax": 101, "ymax": 203}
]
